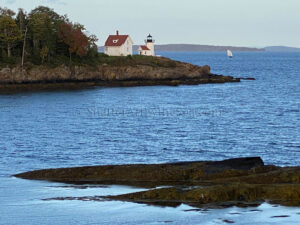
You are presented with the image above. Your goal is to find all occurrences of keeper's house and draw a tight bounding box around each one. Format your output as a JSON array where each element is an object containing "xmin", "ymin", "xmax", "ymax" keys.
[{"xmin": 104, "ymin": 30, "xmax": 133, "ymax": 56}]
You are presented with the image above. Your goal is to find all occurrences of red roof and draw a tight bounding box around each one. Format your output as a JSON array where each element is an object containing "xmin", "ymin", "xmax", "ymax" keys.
[
  {"xmin": 105, "ymin": 35, "xmax": 129, "ymax": 47},
  {"xmin": 140, "ymin": 45, "xmax": 150, "ymax": 51}
]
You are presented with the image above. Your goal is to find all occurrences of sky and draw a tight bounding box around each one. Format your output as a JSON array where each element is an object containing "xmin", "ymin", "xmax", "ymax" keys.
[{"xmin": 0, "ymin": 0, "xmax": 299, "ymax": 48}]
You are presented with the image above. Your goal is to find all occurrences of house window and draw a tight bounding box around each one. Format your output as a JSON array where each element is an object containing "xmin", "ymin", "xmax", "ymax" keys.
[{"xmin": 113, "ymin": 40, "xmax": 118, "ymax": 43}]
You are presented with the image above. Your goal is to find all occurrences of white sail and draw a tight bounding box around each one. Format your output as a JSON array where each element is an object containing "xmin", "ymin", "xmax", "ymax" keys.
[{"xmin": 227, "ymin": 50, "xmax": 233, "ymax": 57}]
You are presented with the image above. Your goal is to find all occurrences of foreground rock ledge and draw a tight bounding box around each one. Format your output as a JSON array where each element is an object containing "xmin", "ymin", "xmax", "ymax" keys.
[
  {"xmin": 15, "ymin": 157, "xmax": 300, "ymax": 208},
  {"xmin": 0, "ymin": 57, "xmax": 240, "ymax": 92}
]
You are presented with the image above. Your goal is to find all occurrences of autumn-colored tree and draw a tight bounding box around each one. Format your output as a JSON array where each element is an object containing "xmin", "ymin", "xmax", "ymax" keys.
[
  {"xmin": 0, "ymin": 15, "xmax": 22, "ymax": 57},
  {"xmin": 0, "ymin": 6, "xmax": 98, "ymax": 66},
  {"xmin": 58, "ymin": 23, "xmax": 89, "ymax": 63}
]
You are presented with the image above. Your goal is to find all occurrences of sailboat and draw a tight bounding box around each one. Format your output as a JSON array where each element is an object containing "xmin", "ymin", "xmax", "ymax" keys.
[{"xmin": 227, "ymin": 49, "xmax": 233, "ymax": 58}]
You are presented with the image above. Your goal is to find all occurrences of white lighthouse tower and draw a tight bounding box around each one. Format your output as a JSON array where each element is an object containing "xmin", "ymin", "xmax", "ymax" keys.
[
  {"xmin": 138, "ymin": 34, "xmax": 155, "ymax": 56},
  {"xmin": 145, "ymin": 34, "xmax": 155, "ymax": 56}
]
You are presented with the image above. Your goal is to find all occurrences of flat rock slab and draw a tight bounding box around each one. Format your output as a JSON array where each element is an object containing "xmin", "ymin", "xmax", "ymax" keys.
[
  {"xmin": 15, "ymin": 157, "xmax": 264, "ymax": 184},
  {"xmin": 14, "ymin": 157, "xmax": 300, "ymax": 208}
]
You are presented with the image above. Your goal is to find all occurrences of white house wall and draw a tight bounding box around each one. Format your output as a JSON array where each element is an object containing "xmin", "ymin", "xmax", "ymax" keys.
[
  {"xmin": 124, "ymin": 38, "xmax": 133, "ymax": 55},
  {"xmin": 105, "ymin": 47, "xmax": 121, "ymax": 56},
  {"xmin": 138, "ymin": 48, "xmax": 152, "ymax": 56},
  {"xmin": 105, "ymin": 37, "xmax": 133, "ymax": 56}
]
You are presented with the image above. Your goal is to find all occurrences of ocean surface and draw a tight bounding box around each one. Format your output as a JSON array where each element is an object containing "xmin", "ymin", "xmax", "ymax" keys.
[{"xmin": 0, "ymin": 52, "xmax": 299, "ymax": 224}]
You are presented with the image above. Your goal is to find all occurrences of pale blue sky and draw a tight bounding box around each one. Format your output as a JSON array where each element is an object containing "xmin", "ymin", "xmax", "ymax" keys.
[{"xmin": 1, "ymin": 0, "xmax": 299, "ymax": 47}]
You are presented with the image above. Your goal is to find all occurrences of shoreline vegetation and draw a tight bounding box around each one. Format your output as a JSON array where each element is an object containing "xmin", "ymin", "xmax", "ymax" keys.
[
  {"xmin": 0, "ymin": 6, "xmax": 99, "ymax": 69},
  {"xmin": 0, "ymin": 6, "xmax": 240, "ymax": 92},
  {"xmin": 15, "ymin": 157, "xmax": 300, "ymax": 208}
]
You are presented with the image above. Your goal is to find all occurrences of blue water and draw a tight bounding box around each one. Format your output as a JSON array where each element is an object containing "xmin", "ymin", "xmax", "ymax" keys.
[{"xmin": 0, "ymin": 52, "xmax": 299, "ymax": 224}]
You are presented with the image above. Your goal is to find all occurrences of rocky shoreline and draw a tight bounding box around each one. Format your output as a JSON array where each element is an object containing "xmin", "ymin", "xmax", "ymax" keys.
[
  {"xmin": 0, "ymin": 57, "xmax": 240, "ymax": 92},
  {"xmin": 15, "ymin": 157, "xmax": 300, "ymax": 208}
]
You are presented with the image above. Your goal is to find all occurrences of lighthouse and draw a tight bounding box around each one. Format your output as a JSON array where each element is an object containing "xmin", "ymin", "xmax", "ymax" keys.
[
  {"xmin": 145, "ymin": 34, "xmax": 155, "ymax": 56},
  {"xmin": 138, "ymin": 34, "xmax": 155, "ymax": 56}
]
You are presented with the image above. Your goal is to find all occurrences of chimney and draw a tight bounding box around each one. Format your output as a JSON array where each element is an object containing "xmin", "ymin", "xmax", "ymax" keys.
[{"xmin": 116, "ymin": 30, "xmax": 119, "ymax": 36}]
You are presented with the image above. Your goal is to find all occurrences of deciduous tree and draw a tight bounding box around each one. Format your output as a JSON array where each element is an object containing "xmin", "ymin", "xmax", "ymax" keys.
[
  {"xmin": 28, "ymin": 6, "xmax": 66, "ymax": 62},
  {"xmin": 58, "ymin": 23, "xmax": 89, "ymax": 63},
  {"xmin": 0, "ymin": 6, "xmax": 98, "ymax": 66},
  {"xmin": 40, "ymin": 46, "xmax": 49, "ymax": 63},
  {"xmin": 0, "ymin": 15, "xmax": 22, "ymax": 57}
]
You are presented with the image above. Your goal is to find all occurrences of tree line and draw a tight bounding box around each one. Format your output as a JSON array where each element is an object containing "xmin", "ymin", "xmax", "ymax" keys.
[{"xmin": 0, "ymin": 6, "xmax": 99, "ymax": 67}]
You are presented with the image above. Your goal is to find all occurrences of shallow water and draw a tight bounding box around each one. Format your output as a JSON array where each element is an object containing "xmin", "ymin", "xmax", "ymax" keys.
[{"xmin": 0, "ymin": 52, "xmax": 299, "ymax": 224}]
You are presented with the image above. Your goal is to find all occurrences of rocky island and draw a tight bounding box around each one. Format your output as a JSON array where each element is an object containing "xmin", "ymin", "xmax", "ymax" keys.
[
  {"xmin": 15, "ymin": 157, "xmax": 300, "ymax": 208},
  {"xmin": 0, "ymin": 6, "xmax": 240, "ymax": 93},
  {"xmin": 0, "ymin": 56, "xmax": 240, "ymax": 92}
]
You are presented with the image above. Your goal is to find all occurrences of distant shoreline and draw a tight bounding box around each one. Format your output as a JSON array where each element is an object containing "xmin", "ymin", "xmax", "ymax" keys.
[
  {"xmin": 99, "ymin": 45, "xmax": 300, "ymax": 52},
  {"xmin": 137, "ymin": 44, "xmax": 265, "ymax": 52}
]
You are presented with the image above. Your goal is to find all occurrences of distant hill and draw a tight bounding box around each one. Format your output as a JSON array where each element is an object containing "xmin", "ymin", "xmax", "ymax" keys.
[
  {"xmin": 264, "ymin": 46, "xmax": 300, "ymax": 52},
  {"xmin": 99, "ymin": 44, "xmax": 264, "ymax": 52},
  {"xmin": 99, "ymin": 44, "xmax": 300, "ymax": 53},
  {"xmin": 135, "ymin": 44, "xmax": 264, "ymax": 52}
]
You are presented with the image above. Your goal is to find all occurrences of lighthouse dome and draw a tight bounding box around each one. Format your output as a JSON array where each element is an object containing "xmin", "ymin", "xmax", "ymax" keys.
[{"xmin": 146, "ymin": 34, "xmax": 154, "ymax": 43}]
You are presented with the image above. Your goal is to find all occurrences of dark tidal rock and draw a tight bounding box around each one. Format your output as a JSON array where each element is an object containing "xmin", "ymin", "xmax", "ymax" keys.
[
  {"xmin": 238, "ymin": 77, "xmax": 256, "ymax": 80},
  {"xmin": 222, "ymin": 219, "xmax": 235, "ymax": 224},
  {"xmin": 270, "ymin": 215, "xmax": 290, "ymax": 218},
  {"xmin": 14, "ymin": 157, "xmax": 300, "ymax": 208}
]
